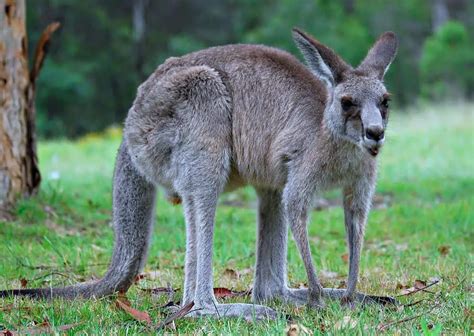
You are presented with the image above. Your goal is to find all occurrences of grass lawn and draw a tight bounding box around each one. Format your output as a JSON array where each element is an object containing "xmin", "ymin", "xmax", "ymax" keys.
[{"xmin": 0, "ymin": 103, "xmax": 472, "ymax": 335}]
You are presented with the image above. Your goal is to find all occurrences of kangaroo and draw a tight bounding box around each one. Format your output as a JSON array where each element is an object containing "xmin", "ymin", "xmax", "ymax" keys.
[{"xmin": 0, "ymin": 28, "xmax": 397, "ymax": 320}]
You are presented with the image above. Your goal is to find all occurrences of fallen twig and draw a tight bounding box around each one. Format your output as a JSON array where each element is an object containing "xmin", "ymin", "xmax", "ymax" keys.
[
  {"xmin": 156, "ymin": 301, "xmax": 195, "ymax": 331},
  {"xmin": 396, "ymin": 279, "xmax": 440, "ymax": 297},
  {"xmin": 140, "ymin": 286, "xmax": 176, "ymax": 296},
  {"xmin": 377, "ymin": 296, "xmax": 442, "ymax": 331},
  {"xmin": 403, "ymin": 298, "xmax": 426, "ymax": 308}
]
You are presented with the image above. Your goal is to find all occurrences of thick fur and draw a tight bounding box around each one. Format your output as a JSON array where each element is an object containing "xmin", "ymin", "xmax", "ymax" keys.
[{"xmin": 0, "ymin": 29, "xmax": 398, "ymax": 319}]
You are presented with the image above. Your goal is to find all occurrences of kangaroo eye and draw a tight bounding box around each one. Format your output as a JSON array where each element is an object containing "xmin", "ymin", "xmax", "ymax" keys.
[
  {"xmin": 381, "ymin": 94, "xmax": 391, "ymax": 109},
  {"xmin": 341, "ymin": 97, "xmax": 355, "ymax": 112}
]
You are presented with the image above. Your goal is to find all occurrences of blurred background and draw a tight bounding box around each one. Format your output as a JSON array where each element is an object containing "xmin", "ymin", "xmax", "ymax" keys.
[
  {"xmin": 27, "ymin": 0, "xmax": 473, "ymax": 139},
  {"xmin": 1, "ymin": 2, "xmax": 472, "ymax": 332}
]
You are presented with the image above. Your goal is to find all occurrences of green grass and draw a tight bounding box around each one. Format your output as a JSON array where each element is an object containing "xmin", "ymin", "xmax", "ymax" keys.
[{"xmin": 1, "ymin": 103, "xmax": 473, "ymax": 335}]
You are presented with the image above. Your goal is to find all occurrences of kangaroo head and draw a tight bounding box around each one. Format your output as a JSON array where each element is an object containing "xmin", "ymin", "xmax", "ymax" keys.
[{"xmin": 293, "ymin": 28, "xmax": 398, "ymax": 157}]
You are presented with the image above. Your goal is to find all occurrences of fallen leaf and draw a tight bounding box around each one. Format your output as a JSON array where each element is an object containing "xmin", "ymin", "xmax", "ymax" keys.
[
  {"xmin": 20, "ymin": 278, "xmax": 28, "ymax": 288},
  {"xmin": 334, "ymin": 316, "xmax": 358, "ymax": 330},
  {"xmin": 141, "ymin": 270, "xmax": 162, "ymax": 280},
  {"xmin": 223, "ymin": 268, "xmax": 239, "ymax": 279},
  {"xmin": 438, "ymin": 245, "xmax": 451, "ymax": 256},
  {"xmin": 213, "ymin": 287, "xmax": 250, "ymax": 299},
  {"xmin": 286, "ymin": 323, "xmax": 299, "ymax": 336},
  {"xmin": 134, "ymin": 274, "xmax": 146, "ymax": 283},
  {"xmin": 156, "ymin": 301, "xmax": 194, "ymax": 330},
  {"xmin": 116, "ymin": 297, "xmax": 152, "ymax": 324},
  {"xmin": 399, "ymin": 286, "xmax": 416, "ymax": 295},
  {"xmin": 398, "ymin": 279, "xmax": 439, "ymax": 296},
  {"xmin": 214, "ymin": 287, "xmax": 234, "ymax": 298},
  {"xmin": 117, "ymin": 291, "xmax": 131, "ymax": 304},
  {"xmin": 396, "ymin": 282, "xmax": 406, "ymax": 290},
  {"xmin": 414, "ymin": 279, "xmax": 427, "ymax": 289},
  {"xmin": 341, "ymin": 253, "xmax": 349, "ymax": 264},
  {"xmin": 285, "ymin": 323, "xmax": 313, "ymax": 335}
]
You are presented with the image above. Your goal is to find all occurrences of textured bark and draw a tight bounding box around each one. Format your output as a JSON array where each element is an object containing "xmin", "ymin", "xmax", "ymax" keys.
[{"xmin": 0, "ymin": 0, "xmax": 40, "ymax": 208}]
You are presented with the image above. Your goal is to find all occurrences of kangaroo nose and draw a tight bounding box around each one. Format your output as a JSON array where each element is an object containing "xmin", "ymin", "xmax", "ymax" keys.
[{"xmin": 365, "ymin": 126, "xmax": 384, "ymax": 141}]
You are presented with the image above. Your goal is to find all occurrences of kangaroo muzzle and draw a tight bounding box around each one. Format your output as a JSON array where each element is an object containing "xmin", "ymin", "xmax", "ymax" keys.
[
  {"xmin": 363, "ymin": 125, "xmax": 385, "ymax": 156},
  {"xmin": 362, "ymin": 107, "xmax": 385, "ymax": 156}
]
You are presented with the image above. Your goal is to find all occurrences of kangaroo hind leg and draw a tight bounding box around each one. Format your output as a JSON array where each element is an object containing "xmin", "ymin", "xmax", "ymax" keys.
[
  {"xmin": 180, "ymin": 182, "xmax": 276, "ymax": 321},
  {"xmin": 170, "ymin": 65, "xmax": 275, "ymax": 320}
]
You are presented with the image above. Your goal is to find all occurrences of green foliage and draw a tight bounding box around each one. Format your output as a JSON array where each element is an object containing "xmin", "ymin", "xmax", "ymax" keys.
[
  {"xmin": 420, "ymin": 21, "xmax": 474, "ymax": 100},
  {"xmin": 0, "ymin": 104, "xmax": 472, "ymax": 334},
  {"xmin": 168, "ymin": 34, "xmax": 206, "ymax": 56},
  {"xmin": 26, "ymin": 1, "xmax": 473, "ymax": 138},
  {"xmin": 245, "ymin": 0, "xmax": 372, "ymax": 66},
  {"xmin": 36, "ymin": 60, "xmax": 94, "ymax": 138}
]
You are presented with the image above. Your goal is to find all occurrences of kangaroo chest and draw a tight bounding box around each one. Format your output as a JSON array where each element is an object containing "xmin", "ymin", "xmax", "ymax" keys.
[{"xmin": 316, "ymin": 147, "xmax": 368, "ymax": 191}]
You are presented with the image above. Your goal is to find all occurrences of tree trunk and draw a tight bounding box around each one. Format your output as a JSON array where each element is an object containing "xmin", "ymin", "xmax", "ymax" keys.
[
  {"xmin": 0, "ymin": 0, "xmax": 40, "ymax": 208},
  {"xmin": 132, "ymin": 0, "xmax": 149, "ymax": 80},
  {"xmin": 432, "ymin": 0, "xmax": 449, "ymax": 32}
]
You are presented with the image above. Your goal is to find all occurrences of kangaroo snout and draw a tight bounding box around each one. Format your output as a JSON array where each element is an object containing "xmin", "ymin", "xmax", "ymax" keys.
[
  {"xmin": 363, "ymin": 124, "xmax": 385, "ymax": 156},
  {"xmin": 365, "ymin": 125, "xmax": 384, "ymax": 141}
]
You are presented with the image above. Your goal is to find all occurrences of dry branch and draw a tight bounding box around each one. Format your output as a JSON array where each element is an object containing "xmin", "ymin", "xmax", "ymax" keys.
[
  {"xmin": 24, "ymin": 21, "xmax": 61, "ymax": 195},
  {"xmin": 396, "ymin": 279, "xmax": 440, "ymax": 297},
  {"xmin": 30, "ymin": 22, "xmax": 61, "ymax": 85}
]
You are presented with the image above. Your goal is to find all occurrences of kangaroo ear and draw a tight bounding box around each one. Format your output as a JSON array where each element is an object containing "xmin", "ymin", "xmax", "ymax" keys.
[
  {"xmin": 292, "ymin": 28, "xmax": 350, "ymax": 88},
  {"xmin": 357, "ymin": 32, "xmax": 398, "ymax": 80}
]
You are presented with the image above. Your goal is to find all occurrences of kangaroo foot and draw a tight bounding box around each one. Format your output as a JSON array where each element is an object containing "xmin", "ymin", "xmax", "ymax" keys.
[
  {"xmin": 186, "ymin": 302, "xmax": 277, "ymax": 322},
  {"xmin": 260, "ymin": 287, "xmax": 398, "ymax": 307}
]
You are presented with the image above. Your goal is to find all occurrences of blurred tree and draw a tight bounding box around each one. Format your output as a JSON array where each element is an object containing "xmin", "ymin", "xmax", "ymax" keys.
[
  {"xmin": 432, "ymin": 0, "xmax": 449, "ymax": 32},
  {"xmin": 0, "ymin": 0, "xmax": 58, "ymax": 208},
  {"xmin": 132, "ymin": 0, "xmax": 149, "ymax": 79},
  {"xmin": 25, "ymin": 0, "xmax": 474, "ymax": 138},
  {"xmin": 420, "ymin": 21, "xmax": 474, "ymax": 100}
]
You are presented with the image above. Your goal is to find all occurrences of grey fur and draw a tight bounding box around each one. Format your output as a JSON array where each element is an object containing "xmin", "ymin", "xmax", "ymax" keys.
[{"xmin": 0, "ymin": 29, "xmax": 398, "ymax": 319}]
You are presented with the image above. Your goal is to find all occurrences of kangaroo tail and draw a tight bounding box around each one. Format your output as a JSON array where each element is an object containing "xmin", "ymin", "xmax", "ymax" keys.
[{"xmin": 0, "ymin": 141, "xmax": 156, "ymax": 299}]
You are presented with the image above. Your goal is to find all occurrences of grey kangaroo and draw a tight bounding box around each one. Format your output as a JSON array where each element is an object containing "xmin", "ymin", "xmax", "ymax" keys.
[{"xmin": 0, "ymin": 28, "xmax": 398, "ymax": 320}]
